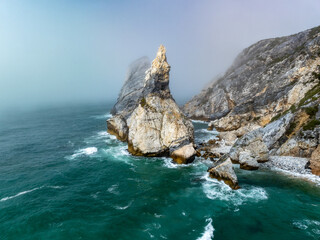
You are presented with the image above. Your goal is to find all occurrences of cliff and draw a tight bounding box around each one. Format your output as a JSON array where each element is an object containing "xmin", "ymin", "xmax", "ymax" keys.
[
  {"xmin": 185, "ymin": 26, "xmax": 320, "ymax": 177},
  {"xmin": 183, "ymin": 25, "xmax": 320, "ymax": 128}
]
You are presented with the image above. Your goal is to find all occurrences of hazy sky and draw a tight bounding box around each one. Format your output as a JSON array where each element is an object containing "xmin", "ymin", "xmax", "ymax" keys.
[{"xmin": 1, "ymin": 0, "xmax": 320, "ymax": 113}]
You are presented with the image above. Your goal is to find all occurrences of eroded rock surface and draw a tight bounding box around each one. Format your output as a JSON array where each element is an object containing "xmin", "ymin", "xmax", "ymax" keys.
[
  {"xmin": 208, "ymin": 158, "xmax": 239, "ymax": 189},
  {"xmin": 229, "ymin": 113, "xmax": 294, "ymax": 169}
]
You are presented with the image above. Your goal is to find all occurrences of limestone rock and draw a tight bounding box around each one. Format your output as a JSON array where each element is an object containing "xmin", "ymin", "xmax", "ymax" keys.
[
  {"xmin": 106, "ymin": 115, "xmax": 128, "ymax": 141},
  {"xmin": 212, "ymin": 113, "xmax": 250, "ymax": 132},
  {"xmin": 262, "ymin": 113, "xmax": 294, "ymax": 148},
  {"xmin": 127, "ymin": 95, "xmax": 194, "ymax": 157},
  {"xmin": 217, "ymin": 123, "xmax": 261, "ymax": 146},
  {"xmin": 218, "ymin": 131, "xmax": 237, "ymax": 146},
  {"xmin": 229, "ymin": 128, "xmax": 269, "ymax": 163},
  {"xmin": 171, "ymin": 143, "xmax": 196, "ymax": 164},
  {"xmin": 239, "ymin": 151, "xmax": 260, "ymax": 170},
  {"xmin": 310, "ymin": 145, "xmax": 320, "ymax": 176},
  {"xmin": 229, "ymin": 113, "xmax": 294, "ymax": 164},
  {"xmin": 108, "ymin": 45, "xmax": 196, "ymax": 163},
  {"xmin": 183, "ymin": 25, "xmax": 320, "ymax": 126},
  {"xmin": 208, "ymin": 158, "xmax": 239, "ymax": 189}
]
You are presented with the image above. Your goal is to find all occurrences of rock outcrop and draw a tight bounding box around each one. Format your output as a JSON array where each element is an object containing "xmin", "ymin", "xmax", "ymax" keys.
[
  {"xmin": 310, "ymin": 145, "xmax": 320, "ymax": 176},
  {"xmin": 108, "ymin": 45, "xmax": 196, "ymax": 164},
  {"xmin": 208, "ymin": 158, "xmax": 239, "ymax": 189},
  {"xmin": 184, "ymin": 25, "xmax": 320, "ymax": 177},
  {"xmin": 183, "ymin": 25, "xmax": 320, "ymax": 127},
  {"xmin": 229, "ymin": 113, "xmax": 294, "ymax": 169}
]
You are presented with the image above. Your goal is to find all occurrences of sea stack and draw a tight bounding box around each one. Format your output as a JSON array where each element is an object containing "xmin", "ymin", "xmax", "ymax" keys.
[{"xmin": 107, "ymin": 45, "xmax": 196, "ymax": 163}]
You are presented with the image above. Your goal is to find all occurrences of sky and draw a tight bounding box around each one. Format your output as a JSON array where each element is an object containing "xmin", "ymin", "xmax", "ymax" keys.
[{"xmin": 0, "ymin": 0, "xmax": 320, "ymax": 113}]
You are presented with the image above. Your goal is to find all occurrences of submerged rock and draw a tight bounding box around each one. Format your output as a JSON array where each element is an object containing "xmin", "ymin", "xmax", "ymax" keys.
[
  {"xmin": 208, "ymin": 158, "xmax": 239, "ymax": 189},
  {"xmin": 108, "ymin": 45, "xmax": 196, "ymax": 163}
]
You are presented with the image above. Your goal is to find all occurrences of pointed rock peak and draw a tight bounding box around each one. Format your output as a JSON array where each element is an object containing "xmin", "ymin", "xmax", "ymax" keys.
[{"xmin": 151, "ymin": 45, "xmax": 170, "ymax": 75}]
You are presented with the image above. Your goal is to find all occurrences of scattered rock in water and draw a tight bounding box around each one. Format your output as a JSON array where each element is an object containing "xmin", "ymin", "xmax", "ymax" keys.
[
  {"xmin": 171, "ymin": 143, "xmax": 196, "ymax": 164},
  {"xmin": 208, "ymin": 158, "xmax": 239, "ymax": 190}
]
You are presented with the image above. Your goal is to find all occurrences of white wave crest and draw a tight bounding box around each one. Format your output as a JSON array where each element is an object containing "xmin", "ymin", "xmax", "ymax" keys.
[
  {"xmin": 197, "ymin": 218, "xmax": 215, "ymax": 240},
  {"xmin": 67, "ymin": 147, "xmax": 98, "ymax": 160},
  {"xmin": 262, "ymin": 166, "xmax": 320, "ymax": 186},
  {"xmin": 102, "ymin": 145, "xmax": 129, "ymax": 158},
  {"xmin": 0, "ymin": 185, "xmax": 62, "ymax": 202},
  {"xmin": 107, "ymin": 184, "xmax": 120, "ymax": 195},
  {"xmin": 192, "ymin": 120, "xmax": 208, "ymax": 124},
  {"xmin": 163, "ymin": 158, "xmax": 203, "ymax": 169},
  {"xmin": 85, "ymin": 131, "xmax": 117, "ymax": 145},
  {"xmin": 92, "ymin": 113, "xmax": 112, "ymax": 119},
  {"xmin": 114, "ymin": 200, "xmax": 133, "ymax": 210},
  {"xmin": 195, "ymin": 128, "xmax": 219, "ymax": 135},
  {"xmin": 293, "ymin": 219, "xmax": 320, "ymax": 235},
  {"xmin": 202, "ymin": 173, "xmax": 268, "ymax": 206}
]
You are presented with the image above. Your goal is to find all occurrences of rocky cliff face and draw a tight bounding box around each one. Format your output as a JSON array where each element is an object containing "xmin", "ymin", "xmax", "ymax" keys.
[
  {"xmin": 107, "ymin": 45, "xmax": 196, "ymax": 163},
  {"xmin": 184, "ymin": 25, "xmax": 320, "ymax": 178},
  {"xmin": 183, "ymin": 26, "xmax": 320, "ymax": 128},
  {"xmin": 110, "ymin": 57, "xmax": 150, "ymax": 118}
]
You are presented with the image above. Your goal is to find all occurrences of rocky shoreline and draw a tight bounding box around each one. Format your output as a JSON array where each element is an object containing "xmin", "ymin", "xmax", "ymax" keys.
[{"xmin": 107, "ymin": 26, "xmax": 320, "ymax": 190}]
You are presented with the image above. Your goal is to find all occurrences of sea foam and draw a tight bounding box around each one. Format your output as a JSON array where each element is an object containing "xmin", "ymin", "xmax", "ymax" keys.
[
  {"xmin": 202, "ymin": 173, "xmax": 268, "ymax": 206},
  {"xmin": 92, "ymin": 113, "xmax": 112, "ymax": 119},
  {"xmin": 197, "ymin": 218, "xmax": 215, "ymax": 240},
  {"xmin": 0, "ymin": 185, "xmax": 62, "ymax": 202},
  {"xmin": 67, "ymin": 147, "xmax": 98, "ymax": 160}
]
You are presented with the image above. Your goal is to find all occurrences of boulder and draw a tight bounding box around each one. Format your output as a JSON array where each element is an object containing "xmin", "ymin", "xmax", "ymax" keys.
[
  {"xmin": 218, "ymin": 131, "xmax": 237, "ymax": 146},
  {"xmin": 171, "ymin": 143, "xmax": 197, "ymax": 164},
  {"xmin": 229, "ymin": 113, "xmax": 294, "ymax": 164},
  {"xmin": 208, "ymin": 158, "xmax": 239, "ymax": 189},
  {"xmin": 239, "ymin": 151, "xmax": 260, "ymax": 170},
  {"xmin": 229, "ymin": 128, "xmax": 269, "ymax": 163}
]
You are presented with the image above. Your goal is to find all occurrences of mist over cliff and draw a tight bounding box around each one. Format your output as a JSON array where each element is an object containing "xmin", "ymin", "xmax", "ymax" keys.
[{"xmin": 1, "ymin": 0, "xmax": 320, "ymax": 114}]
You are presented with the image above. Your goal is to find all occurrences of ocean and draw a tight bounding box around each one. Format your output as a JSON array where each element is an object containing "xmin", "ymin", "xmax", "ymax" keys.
[{"xmin": 0, "ymin": 103, "xmax": 319, "ymax": 240}]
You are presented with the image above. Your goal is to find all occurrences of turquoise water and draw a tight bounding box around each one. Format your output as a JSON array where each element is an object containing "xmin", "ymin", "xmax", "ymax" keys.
[{"xmin": 0, "ymin": 103, "xmax": 319, "ymax": 240}]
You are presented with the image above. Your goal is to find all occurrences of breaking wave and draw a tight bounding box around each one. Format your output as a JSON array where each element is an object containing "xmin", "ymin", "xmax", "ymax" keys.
[
  {"xmin": 197, "ymin": 218, "xmax": 215, "ymax": 240},
  {"xmin": 92, "ymin": 113, "xmax": 112, "ymax": 119},
  {"xmin": 0, "ymin": 186, "xmax": 62, "ymax": 202},
  {"xmin": 201, "ymin": 173, "xmax": 268, "ymax": 206},
  {"xmin": 66, "ymin": 147, "xmax": 98, "ymax": 160}
]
